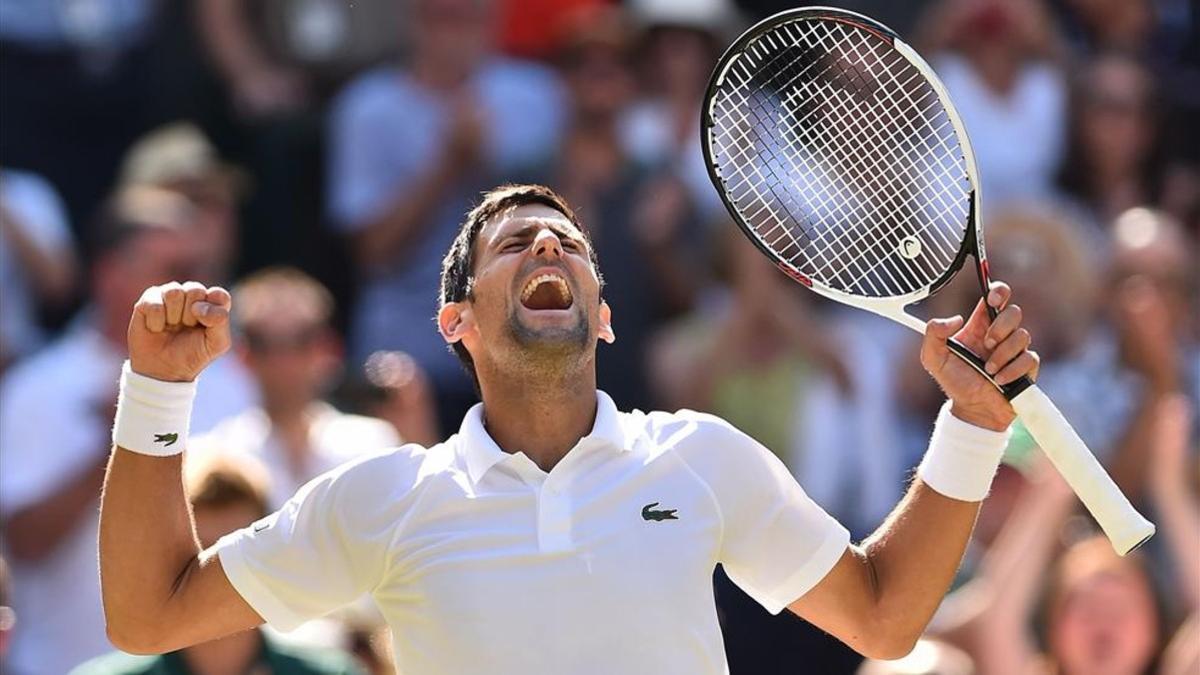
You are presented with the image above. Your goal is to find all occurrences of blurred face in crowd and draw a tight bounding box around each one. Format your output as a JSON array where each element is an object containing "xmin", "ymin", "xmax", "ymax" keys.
[
  {"xmin": 1110, "ymin": 208, "xmax": 1195, "ymax": 337},
  {"xmin": 1047, "ymin": 540, "xmax": 1160, "ymax": 675},
  {"xmin": 1077, "ymin": 57, "xmax": 1153, "ymax": 180},
  {"xmin": 239, "ymin": 314, "xmax": 340, "ymax": 412},
  {"xmin": 95, "ymin": 233, "xmax": 201, "ymax": 338},
  {"xmin": 163, "ymin": 176, "xmax": 238, "ymax": 283},
  {"xmin": 644, "ymin": 26, "xmax": 717, "ymax": 99},
  {"xmin": 447, "ymin": 204, "xmax": 612, "ymax": 381},
  {"xmin": 562, "ymin": 43, "xmax": 634, "ymax": 123},
  {"xmin": 412, "ymin": 0, "xmax": 493, "ymax": 80}
]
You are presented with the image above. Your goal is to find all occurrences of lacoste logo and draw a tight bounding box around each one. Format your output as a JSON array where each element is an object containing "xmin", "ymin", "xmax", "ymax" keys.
[
  {"xmin": 641, "ymin": 502, "xmax": 678, "ymax": 522},
  {"xmin": 153, "ymin": 433, "xmax": 179, "ymax": 447}
]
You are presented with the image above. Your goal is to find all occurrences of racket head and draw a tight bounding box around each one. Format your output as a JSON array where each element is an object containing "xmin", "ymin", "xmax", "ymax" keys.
[{"xmin": 701, "ymin": 7, "xmax": 992, "ymax": 320}]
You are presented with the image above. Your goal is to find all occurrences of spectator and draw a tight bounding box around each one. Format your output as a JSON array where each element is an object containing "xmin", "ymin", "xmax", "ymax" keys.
[
  {"xmin": 517, "ymin": 4, "xmax": 703, "ymax": 409},
  {"xmin": 195, "ymin": 267, "xmax": 399, "ymax": 509},
  {"xmin": 977, "ymin": 207, "xmax": 1122, "ymax": 460},
  {"xmin": 1057, "ymin": 54, "xmax": 1164, "ymax": 231},
  {"xmin": 72, "ymin": 451, "xmax": 366, "ymax": 675},
  {"xmin": 346, "ymin": 350, "xmax": 441, "ymax": 449},
  {"xmin": 119, "ymin": 122, "xmax": 246, "ymax": 284},
  {"xmin": 1103, "ymin": 208, "xmax": 1198, "ymax": 500},
  {"xmin": 196, "ymin": 0, "xmax": 404, "ymax": 120},
  {"xmin": 0, "ymin": 0, "xmax": 169, "ymax": 230},
  {"xmin": 0, "ymin": 168, "xmax": 79, "ymax": 372},
  {"xmin": 0, "ymin": 186, "xmax": 251, "ymax": 675},
  {"xmin": 916, "ymin": 0, "xmax": 1067, "ymax": 206},
  {"xmin": 193, "ymin": 0, "xmax": 406, "ymax": 277},
  {"xmin": 621, "ymin": 0, "xmax": 740, "ymax": 218},
  {"xmin": 327, "ymin": 0, "xmax": 566, "ymax": 433},
  {"xmin": 932, "ymin": 394, "xmax": 1199, "ymax": 675}
]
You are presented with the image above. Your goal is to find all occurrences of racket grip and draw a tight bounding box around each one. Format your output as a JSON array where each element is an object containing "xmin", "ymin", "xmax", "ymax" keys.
[{"xmin": 1010, "ymin": 385, "xmax": 1155, "ymax": 555}]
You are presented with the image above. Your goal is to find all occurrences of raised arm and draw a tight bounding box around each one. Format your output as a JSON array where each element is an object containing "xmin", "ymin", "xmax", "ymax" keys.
[
  {"xmin": 100, "ymin": 282, "xmax": 262, "ymax": 653},
  {"xmin": 789, "ymin": 282, "xmax": 1040, "ymax": 659},
  {"xmin": 1148, "ymin": 394, "xmax": 1200, "ymax": 611}
]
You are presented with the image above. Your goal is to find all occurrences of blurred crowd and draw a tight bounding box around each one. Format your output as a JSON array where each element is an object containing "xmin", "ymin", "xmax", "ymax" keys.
[{"xmin": 0, "ymin": 0, "xmax": 1197, "ymax": 673}]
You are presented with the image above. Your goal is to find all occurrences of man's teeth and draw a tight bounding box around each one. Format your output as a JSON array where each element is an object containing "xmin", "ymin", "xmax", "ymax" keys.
[{"xmin": 520, "ymin": 274, "xmax": 572, "ymax": 304}]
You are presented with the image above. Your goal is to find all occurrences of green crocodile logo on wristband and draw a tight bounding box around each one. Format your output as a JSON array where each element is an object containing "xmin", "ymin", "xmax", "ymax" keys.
[{"xmin": 154, "ymin": 432, "xmax": 179, "ymax": 447}]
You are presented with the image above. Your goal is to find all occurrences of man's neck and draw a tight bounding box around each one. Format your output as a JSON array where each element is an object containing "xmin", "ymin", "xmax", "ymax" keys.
[
  {"xmin": 179, "ymin": 630, "xmax": 262, "ymax": 675},
  {"xmin": 477, "ymin": 368, "xmax": 598, "ymax": 473}
]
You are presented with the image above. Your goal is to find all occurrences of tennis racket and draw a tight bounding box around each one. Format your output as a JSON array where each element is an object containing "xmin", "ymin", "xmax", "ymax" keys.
[{"xmin": 700, "ymin": 7, "xmax": 1154, "ymax": 554}]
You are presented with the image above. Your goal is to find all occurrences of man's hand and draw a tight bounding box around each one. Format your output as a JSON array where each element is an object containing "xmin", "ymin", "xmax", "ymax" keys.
[
  {"xmin": 920, "ymin": 281, "xmax": 1040, "ymax": 431},
  {"xmin": 128, "ymin": 282, "xmax": 232, "ymax": 382}
]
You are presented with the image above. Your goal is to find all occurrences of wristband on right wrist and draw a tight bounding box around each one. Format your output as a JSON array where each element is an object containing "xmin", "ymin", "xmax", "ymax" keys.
[
  {"xmin": 112, "ymin": 361, "xmax": 197, "ymax": 457},
  {"xmin": 917, "ymin": 401, "xmax": 1011, "ymax": 502}
]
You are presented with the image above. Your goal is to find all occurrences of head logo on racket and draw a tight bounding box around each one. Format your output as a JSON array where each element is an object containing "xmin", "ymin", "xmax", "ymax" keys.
[{"xmin": 899, "ymin": 236, "xmax": 922, "ymax": 260}]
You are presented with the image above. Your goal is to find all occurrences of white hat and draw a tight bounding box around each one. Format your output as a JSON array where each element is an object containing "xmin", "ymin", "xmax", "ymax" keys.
[{"xmin": 628, "ymin": 0, "xmax": 742, "ymax": 36}]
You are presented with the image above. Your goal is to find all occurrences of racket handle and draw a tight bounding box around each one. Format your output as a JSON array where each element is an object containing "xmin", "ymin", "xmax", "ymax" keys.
[{"xmin": 1010, "ymin": 385, "xmax": 1155, "ymax": 555}]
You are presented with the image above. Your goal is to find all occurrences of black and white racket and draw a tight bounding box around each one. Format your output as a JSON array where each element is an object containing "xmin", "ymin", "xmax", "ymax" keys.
[{"xmin": 701, "ymin": 7, "xmax": 1154, "ymax": 554}]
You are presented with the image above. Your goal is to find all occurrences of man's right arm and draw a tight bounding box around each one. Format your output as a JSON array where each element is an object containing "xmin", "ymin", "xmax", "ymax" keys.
[
  {"xmin": 100, "ymin": 449, "xmax": 262, "ymax": 653},
  {"xmin": 99, "ymin": 281, "xmax": 261, "ymax": 653}
]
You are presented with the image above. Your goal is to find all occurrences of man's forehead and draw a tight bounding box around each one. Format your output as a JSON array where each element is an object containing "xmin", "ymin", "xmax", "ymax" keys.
[{"xmin": 482, "ymin": 204, "xmax": 583, "ymax": 240}]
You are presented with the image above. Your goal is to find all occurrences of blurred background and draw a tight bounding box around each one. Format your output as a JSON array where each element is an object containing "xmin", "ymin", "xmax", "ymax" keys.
[{"xmin": 0, "ymin": 0, "xmax": 1196, "ymax": 673}]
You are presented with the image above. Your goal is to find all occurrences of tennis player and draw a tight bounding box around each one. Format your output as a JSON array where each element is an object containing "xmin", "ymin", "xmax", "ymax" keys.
[{"xmin": 100, "ymin": 184, "xmax": 1039, "ymax": 673}]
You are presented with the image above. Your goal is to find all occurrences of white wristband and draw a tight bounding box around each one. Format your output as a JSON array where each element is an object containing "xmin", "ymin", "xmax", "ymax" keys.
[
  {"xmin": 917, "ymin": 401, "xmax": 1011, "ymax": 502},
  {"xmin": 112, "ymin": 361, "xmax": 197, "ymax": 456}
]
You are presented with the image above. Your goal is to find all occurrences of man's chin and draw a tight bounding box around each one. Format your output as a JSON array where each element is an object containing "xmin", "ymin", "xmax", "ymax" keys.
[{"xmin": 509, "ymin": 308, "xmax": 590, "ymax": 349}]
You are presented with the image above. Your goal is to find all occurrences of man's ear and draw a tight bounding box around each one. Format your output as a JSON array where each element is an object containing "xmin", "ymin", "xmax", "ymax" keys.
[
  {"xmin": 598, "ymin": 300, "xmax": 615, "ymax": 344},
  {"xmin": 438, "ymin": 302, "xmax": 475, "ymax": 344}
]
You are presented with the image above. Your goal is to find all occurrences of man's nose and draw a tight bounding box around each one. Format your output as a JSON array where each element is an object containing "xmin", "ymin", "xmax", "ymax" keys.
[{"xmin": 532, "ymin": 229, "xmax": 563, "ymax": 259}]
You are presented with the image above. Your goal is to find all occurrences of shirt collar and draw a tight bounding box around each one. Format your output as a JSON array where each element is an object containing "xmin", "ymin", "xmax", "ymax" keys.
[{"xmin": 458, "ymin": 390, "xmax": 628, "ymax": 485}]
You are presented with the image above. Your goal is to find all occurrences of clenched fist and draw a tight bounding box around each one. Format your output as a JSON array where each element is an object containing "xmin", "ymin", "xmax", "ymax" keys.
[{"xmin": 128, "ymin": 281, "xmax": 232, "ymax": 382}]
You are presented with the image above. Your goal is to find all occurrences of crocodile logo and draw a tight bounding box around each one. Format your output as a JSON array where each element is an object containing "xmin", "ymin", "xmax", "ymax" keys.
[
  {"xmin": 153, "ymin": 433, "xmax": 178, "ymax": 447},
  {"xmin": 641, "ymin": 502, "xmax": 678, "ymax": 522}
]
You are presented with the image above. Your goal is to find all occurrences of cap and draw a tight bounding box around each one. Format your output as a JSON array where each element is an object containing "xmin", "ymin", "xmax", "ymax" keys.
[{"xmin": 119, "ymin": 122, "xmax": 246, "ymax": 192}]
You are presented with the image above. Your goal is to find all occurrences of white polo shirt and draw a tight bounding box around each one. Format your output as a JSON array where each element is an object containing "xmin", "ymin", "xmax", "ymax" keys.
[{"xmin": 215, "ymin": 391, "xmax": 850, "ymax": 674}]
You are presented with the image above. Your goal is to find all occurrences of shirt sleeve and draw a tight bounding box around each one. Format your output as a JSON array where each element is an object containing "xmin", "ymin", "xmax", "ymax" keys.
[
  {"xmin": 213, "ymin": 460, "xmax": 389, "ymax": 631},
  {"xmin": 675, "ymin": 411, "xmax": 850, "ymax": 615}
]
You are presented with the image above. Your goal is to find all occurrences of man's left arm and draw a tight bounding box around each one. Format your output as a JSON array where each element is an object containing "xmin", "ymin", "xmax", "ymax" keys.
[{"xmin": 788, "ymin": 281, "xmax": 1039, "ymax": 659}]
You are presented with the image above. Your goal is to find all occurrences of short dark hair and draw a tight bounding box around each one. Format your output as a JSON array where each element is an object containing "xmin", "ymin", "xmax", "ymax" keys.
[{"xmin": 438, "ymin": 184, "xmax": 601, "ymax": 384}]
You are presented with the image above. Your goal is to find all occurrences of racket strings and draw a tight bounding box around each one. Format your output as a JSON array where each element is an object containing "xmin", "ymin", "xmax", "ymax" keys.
[
  {"xmin": 709, "ymin": 18, "xmax": 972, "ymax": 298},
  {"xmin": 717, "ymin": 22, "xmax": 959, "ymax": 287}
]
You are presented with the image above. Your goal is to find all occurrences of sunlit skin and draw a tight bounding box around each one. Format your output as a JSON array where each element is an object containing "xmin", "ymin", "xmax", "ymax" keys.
[{"xmin": 438, "ymin": 204, "xmax": 614, "ymax": 472}]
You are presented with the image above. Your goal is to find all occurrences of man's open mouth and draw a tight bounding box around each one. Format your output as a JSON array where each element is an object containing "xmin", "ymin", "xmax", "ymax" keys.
[{"xmin": 520, "ymin": 272, "xmax": 574, "ymax": 310}]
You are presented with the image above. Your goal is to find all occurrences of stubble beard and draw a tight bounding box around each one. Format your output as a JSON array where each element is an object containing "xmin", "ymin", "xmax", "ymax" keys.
[{"xmin": 501, "ymin": 304, "xmax": 593, "ymax": 381}]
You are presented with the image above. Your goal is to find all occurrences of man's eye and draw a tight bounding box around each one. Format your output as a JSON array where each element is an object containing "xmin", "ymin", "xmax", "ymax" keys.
[
  {"xmin": 504, "ymin": 241, "xmax": 526, "ymax": 252},
  {"xmin": 563, "ymin": 240, "xmax": 581, "ymax": 252}
]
